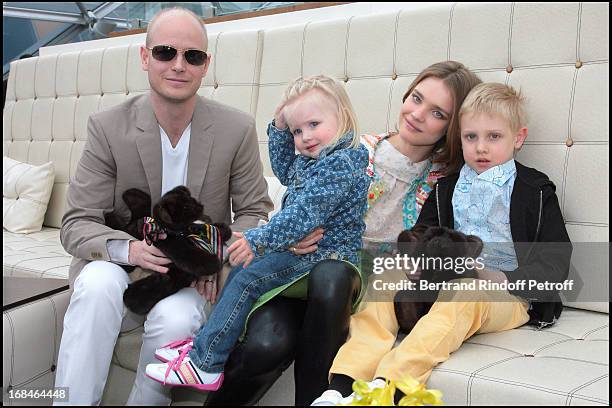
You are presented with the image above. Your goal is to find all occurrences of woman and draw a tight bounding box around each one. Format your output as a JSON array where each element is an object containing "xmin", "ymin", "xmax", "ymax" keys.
[{"xmin": 204, "ymin": 61, "xmax": 481, "ymax": 406}]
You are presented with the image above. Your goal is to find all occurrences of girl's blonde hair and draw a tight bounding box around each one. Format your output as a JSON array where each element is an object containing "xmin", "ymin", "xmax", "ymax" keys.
[
  {"xmin": 459, "ymin": 82, "xmax": 527, "ymax": 133},
  {"xmin": 282, "ymin": 75, "xmax": 361, "ymax": 149}
]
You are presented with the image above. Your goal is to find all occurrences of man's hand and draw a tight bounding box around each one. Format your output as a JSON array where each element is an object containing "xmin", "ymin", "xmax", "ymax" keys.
[
  {"xmin": 290, "ymin": 227, "xmax": 324, "ymax": 255},
  {"xmin": 227, "ymin": 232, "xmax": 255, "ymax": 268},
  {"xmin": 128, "ymin": 239, "xmax": 171, "ymax": 273},
  {"xmin": 191, "ymin": 274, "xmax": 218, "ymax": 304}
]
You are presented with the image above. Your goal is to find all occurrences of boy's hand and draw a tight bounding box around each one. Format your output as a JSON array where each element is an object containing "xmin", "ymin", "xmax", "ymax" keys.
[
  {"xmin": 477, "ymin": 268, "xmax": 508, "ymax": 284},
  {"xmin": 227, "ymin": 232, "xmax": 255, "ymax": 268}
]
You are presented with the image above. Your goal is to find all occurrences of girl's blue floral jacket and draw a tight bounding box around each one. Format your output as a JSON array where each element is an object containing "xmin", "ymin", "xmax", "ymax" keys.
[{"xmin": 243, "ymin": 122, "xmax": 370, "ymax": 265}]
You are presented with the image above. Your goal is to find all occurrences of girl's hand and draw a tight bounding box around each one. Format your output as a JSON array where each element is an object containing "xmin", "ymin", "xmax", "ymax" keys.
[
  {"xmin": 290, "ymin": 227, "xmax": 324, "ymax": 255},
  {"xmin": 227, "ymin": 232, "xmax": 255, "ymax": 268},
  {"xmin": 274, "ymin": 102, "xmax": 288, "ymax": 130}
]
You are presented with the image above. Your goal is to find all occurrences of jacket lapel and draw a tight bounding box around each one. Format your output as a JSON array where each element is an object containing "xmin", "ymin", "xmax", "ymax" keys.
[
  {"xmin": 134, "ymin": 96, "xmax": 163, "ymax": 206},
  {"xmin": 187, "ymin": 97, "xmax": 214, "ymax": 199}
]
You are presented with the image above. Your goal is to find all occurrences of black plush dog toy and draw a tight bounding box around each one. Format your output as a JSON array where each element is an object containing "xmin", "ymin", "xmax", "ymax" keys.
[
  {"xmin": 394, "ymin": 224, "xmax": 483, "ymax": 334},
  {"xmin": 105, "ymin": 186, "xmax": 232, "ymax": 315}
]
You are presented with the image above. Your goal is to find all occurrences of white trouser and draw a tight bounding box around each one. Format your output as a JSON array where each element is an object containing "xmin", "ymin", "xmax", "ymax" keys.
[{"xmin": 53, "ymin": 261, "xmax": 207, "ymax": 406}]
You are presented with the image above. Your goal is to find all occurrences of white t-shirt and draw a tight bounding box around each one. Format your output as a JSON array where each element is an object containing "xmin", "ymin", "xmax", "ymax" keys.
[{"xmin": 160, "ymin": 123, "xmax": 191, "ymax": 196}]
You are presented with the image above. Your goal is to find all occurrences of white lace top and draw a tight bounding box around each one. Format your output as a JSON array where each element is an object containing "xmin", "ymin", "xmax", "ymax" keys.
[{"xmin": 362, "ymin": 139, "xmax": 431, "ymax": 248}]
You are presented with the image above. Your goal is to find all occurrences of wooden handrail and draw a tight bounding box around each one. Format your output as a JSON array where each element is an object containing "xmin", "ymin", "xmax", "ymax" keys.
[{"xmin": 109, "ymin": 2, "xmax": 352, "ymax": 38}]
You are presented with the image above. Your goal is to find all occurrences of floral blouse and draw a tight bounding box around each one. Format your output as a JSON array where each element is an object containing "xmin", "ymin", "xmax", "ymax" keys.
[{"xmin": 361, "ymin": 133, "xmax": 443, "ymax": 253}]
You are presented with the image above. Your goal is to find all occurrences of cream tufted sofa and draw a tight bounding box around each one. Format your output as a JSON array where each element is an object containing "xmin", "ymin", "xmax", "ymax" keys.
[{"xmin": 3, "ymin": 3, "xmax": 609, "ymax": 405}]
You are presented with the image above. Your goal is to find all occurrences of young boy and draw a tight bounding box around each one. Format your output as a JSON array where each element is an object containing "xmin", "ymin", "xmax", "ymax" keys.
[{"xmin": 313, "ymin": 82, "xmax": 572, "ymax": 406}]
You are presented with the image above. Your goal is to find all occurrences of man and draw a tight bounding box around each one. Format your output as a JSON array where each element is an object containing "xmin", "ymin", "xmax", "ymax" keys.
[{"xmin": 54, "ymin": 7, "xmax": 272, "ymax": 405}]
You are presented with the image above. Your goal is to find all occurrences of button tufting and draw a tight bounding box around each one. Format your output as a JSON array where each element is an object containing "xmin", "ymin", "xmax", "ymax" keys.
[
  {"xmin": 566, "ymin": 139, "xmax": 574, "ymax": 147},
  {"xmin": 392, "ymin": 73, "xmax": 398, "ymax": 80},
  {"xmin": 506, "ymin": 64, "xmax": 513, "ymax": 74},
  {"xmin": 575, "ymin": 61, "xmax": 583, "ymax": 69}
]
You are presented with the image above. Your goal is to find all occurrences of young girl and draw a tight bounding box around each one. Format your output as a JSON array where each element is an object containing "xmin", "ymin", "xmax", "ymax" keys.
[
  {"xmin": 313, "ymin": 82, "xmax": 571, "ymax": 406},
  {"xmin": 144, "ymin": 75, "xmax": 371, "ymax": 390}
]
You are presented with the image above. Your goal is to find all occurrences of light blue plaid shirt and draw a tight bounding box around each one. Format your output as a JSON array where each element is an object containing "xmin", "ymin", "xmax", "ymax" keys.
[{"xmin": 452, "ymin": 160, "xmax": 518, "ymax": 272}]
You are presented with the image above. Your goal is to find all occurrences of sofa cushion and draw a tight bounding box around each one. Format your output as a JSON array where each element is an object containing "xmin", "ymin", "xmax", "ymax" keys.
[
  {"xmin": 3, "ymin": 156, "xmax": 55, "ymax": 233},
  {"xmin": 429, "ymin": 307, "xmax": 609, "ymax": 405},
  {"xmin": 3, "ymin": 289, "xmax": 71, "ymax": 396},
  {"xmin": 3, "ymin": 228, "xmax": 71, "ymax": 279}
]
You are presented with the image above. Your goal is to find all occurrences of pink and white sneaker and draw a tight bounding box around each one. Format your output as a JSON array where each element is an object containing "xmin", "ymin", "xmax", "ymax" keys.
[
  {"xmin": 154, "ymin": 338, "xmax": 193, "ymax": 363},
  {"xmin": 146, "ymin": 346, "xmax": 224, "ymax": 391}
]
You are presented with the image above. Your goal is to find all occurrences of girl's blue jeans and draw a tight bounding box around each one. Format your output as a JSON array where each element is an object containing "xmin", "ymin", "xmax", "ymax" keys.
[{"xmin": 188, "ymin": 251, "xmax": 316, "ymax": 373}]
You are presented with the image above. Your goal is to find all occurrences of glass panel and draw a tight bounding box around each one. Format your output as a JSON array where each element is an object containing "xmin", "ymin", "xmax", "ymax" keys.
[
  {"xmin": 2, "ymin": 16, "xmax": 70, "ymax": 65},
  {"xmin": 4, "ymin": 2, "xmax": 104, "ymax": 14},
  {"xmin": 3, "ymin": 1, "xmax": 310, "ymax": 67},
  {"xmin": 213, "ymin": 2, "xmax": 303, "ymax": 16},
  {"xmin": 107, "ymin": 2, "xmax": 305, "ymax": 25}
]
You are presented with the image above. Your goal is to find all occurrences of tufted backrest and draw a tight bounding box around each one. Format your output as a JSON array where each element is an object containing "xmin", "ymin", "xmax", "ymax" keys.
[{"xmin": 3, "ymin": 3, "xmax": 609, "ymax": 308}]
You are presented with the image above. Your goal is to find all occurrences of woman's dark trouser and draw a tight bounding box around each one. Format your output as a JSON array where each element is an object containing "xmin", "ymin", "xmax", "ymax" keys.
[{"xmin": 203, "ymin": 259, "xmax": 360, "ymax": 406}]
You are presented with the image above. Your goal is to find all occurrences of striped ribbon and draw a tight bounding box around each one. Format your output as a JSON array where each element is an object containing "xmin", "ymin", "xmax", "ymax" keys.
[
  {"xmin": 143, "ymin": 216, "xmax": 163, "ymax": 246},
  {"xmin": 142, "ymin": 217, "xmax": 223, "ymax": 262},
  {"xmin": 187, "ymin": 223, "xmax": 224, "ymax": 263}
]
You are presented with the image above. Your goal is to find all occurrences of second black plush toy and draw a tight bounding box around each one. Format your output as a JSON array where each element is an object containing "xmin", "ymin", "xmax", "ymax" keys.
[
  {"xmin": 105, "ymin": 186, "xmax": 232, "ymax": 315},
  {"xmin": 394, "ymin": 224, "xmax": 483, "ymax": 334}
]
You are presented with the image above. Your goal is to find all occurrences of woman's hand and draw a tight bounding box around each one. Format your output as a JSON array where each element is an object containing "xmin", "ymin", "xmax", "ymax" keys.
[
  {"xmin": 227, "ymin": 232, "xmax": 255, "ymax": 268},
  {"xmin": 289, "ymin": 227, "xmax": 324, "ymax": 256}
]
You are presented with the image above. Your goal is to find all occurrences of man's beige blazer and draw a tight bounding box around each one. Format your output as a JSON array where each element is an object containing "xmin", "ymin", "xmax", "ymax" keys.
[{"xmin": 61, "ymin": 94, "xmax": 273, "ymax": 286}]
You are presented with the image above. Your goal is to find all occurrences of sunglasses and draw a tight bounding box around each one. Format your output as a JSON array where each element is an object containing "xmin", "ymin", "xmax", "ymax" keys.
[{"xmin": 147, "ymin": 45, "xmax": 208, "ymax": 66}]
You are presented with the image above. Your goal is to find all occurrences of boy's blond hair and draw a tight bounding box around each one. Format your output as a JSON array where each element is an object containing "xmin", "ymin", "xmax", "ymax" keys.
[
  {"xmin": 459, "ymin": 82, "xmax": 527, "ymax": 133},
  {"xmin": 282, "ymin": 75, "xmax": 360, "ymax": 149}
]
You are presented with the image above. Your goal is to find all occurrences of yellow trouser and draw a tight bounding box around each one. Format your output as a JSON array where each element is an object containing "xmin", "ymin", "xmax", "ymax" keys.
[{"xmin": 330, "ymin": 278, "xmax": 530, "ymax": 384}]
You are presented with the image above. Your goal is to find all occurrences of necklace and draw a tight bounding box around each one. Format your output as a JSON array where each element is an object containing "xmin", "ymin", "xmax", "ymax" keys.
[{"xmin": 402, "ymin": 160, "xmax": 433, "ymax": 229}]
